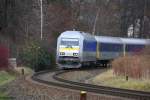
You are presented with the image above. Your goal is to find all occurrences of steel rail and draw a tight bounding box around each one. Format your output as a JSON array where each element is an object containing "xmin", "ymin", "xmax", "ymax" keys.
[{"xmin": 32, "ymin": 70, "xmax": 150, "ymax": 100}]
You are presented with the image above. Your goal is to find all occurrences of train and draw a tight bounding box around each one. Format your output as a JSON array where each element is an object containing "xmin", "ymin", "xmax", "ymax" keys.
[{"xmin": 56, "ymin": 31, "xmax": 150, "ymax": 69}]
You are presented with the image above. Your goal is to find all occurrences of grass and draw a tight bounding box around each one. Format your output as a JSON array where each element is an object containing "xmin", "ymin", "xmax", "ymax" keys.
[
  {"xmin": 0, "ymin": 71, "xmax": 15, "ymax": 86},
  {"xmin": 0, "ymin": 71, "xmax": 16, "ymax": 100},
  {"xmin": 92, "ymin": 69, "xmax": 150, "ymax": 91},
  {"xmin": 14, "ymin": 66, "xmax": 33, "ymax": 75},
  {"xmin": 0, "ymin": 67, "xmax": 33, "ymax": 99},
  {"xmin": 0, "ymin": 92, "xmax": 13, "ymax": 100}
]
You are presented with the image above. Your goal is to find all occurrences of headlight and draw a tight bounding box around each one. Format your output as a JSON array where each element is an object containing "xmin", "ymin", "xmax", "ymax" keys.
[
  {"xmin": 60, "ymin": 52, "xmax": 65, "ymax": 55},
  {"xmin": 73, "ymin": 53, "xmax": 78, "ymax": 56}
]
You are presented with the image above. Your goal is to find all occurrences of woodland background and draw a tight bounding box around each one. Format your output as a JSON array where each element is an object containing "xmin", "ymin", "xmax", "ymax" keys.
[{"xmin": 0, "ymin": 0, "xmax": 149, "ymax": 60}]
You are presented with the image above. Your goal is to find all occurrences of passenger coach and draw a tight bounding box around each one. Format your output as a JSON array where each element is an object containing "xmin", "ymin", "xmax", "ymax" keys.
[{"xmin": 56, "ymin": 31, "xmax": 150, "ymax": 69}]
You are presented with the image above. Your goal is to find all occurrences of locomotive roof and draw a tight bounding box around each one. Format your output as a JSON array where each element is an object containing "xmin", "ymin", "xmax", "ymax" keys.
[
  {"xmin": 60, "ymin": 31, "xmax": 82, "ymax": 38},
  {"xmin": 60, "ymin": 31, "xmax": 94, "ymax": 40},
  {"xmin": 60, "ymin": 31, "xmax": 150, "ymax": 45}
]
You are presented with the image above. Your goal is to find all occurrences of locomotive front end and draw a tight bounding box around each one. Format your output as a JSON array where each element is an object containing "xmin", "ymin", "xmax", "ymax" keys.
[{"xmin": 57, "ymin": 37, "xmax": 81, "ymax": 69}]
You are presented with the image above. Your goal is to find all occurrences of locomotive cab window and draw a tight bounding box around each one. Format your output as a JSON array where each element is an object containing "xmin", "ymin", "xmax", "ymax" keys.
[{"xmin": 61, "ymin": 38, "xmax": 79, "ymax": 46}]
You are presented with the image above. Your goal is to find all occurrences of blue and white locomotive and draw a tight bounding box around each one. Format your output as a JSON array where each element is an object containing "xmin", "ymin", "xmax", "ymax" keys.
[{"xmin": 56, "ymin": 31, "xmax": 150, "ymax": 69}]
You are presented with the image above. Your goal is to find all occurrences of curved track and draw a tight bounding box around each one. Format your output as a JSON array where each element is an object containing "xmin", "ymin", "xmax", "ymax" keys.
[{"xmin": 32, "ymin": 69, "xmax": 150, "ymax": 100}]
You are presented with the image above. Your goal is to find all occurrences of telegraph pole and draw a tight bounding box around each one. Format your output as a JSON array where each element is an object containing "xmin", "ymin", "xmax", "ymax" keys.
[{"xmin": 40, "ymin": 0, "xmax": 43, "ymax": 40}]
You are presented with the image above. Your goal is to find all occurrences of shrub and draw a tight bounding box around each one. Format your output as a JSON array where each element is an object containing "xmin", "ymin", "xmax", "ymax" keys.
[
  {"xmin": 112, "ymin": 46, "xmax": 150, "ymax": 79},
  {"xmin": 20, "ymin": 41, "xmax": 55, "ymax": 72},
  {"xmin": 0, "ymin": 45, "xmax": 9, "ymax": 70}
]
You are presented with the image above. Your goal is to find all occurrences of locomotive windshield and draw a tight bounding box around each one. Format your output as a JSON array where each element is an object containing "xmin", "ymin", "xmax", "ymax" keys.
[{"xmin": 61, "ymin": 38, "xmax": 79, "ymax": 46}]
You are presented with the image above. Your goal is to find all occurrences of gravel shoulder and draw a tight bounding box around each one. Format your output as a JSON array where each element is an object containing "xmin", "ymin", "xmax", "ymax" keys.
[
  {"xmin": 58, "ymin": 68, "xmax": 108, "ymax": 83},
  {"xmin": 0, "ymin": 68, "xmax": 133, "ymax": 100}
]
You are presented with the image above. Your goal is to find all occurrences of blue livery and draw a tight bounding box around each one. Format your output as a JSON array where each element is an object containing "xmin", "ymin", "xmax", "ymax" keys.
[
  {"xmin": 83, "ymin": 40, "xmax": 97, "ymax": 52},
  {"xmin": 56, "ymin": 31, "xmax": 150, "ymax": 69},
  {"xmin": 100, "ymin": 43, "xmax": 123, "ymax": 52},
  {"xmin": 126, "ymin": 44, "xmax": 145, "ymax": 52}
]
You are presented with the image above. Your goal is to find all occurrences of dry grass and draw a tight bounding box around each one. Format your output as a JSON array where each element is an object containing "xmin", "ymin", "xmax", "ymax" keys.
[
  {"xmin": 92, "ymin": 70, "xmax": 150, "ymax": 91},
  {"xmin": 112, "ymin": 46, "xmax": 150, "ymax": 79}
]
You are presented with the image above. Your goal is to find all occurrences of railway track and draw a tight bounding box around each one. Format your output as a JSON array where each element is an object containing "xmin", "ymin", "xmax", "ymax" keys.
[{"xmin": 31, "ymin": 69, "xmax": 150, "ymax": 100}]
